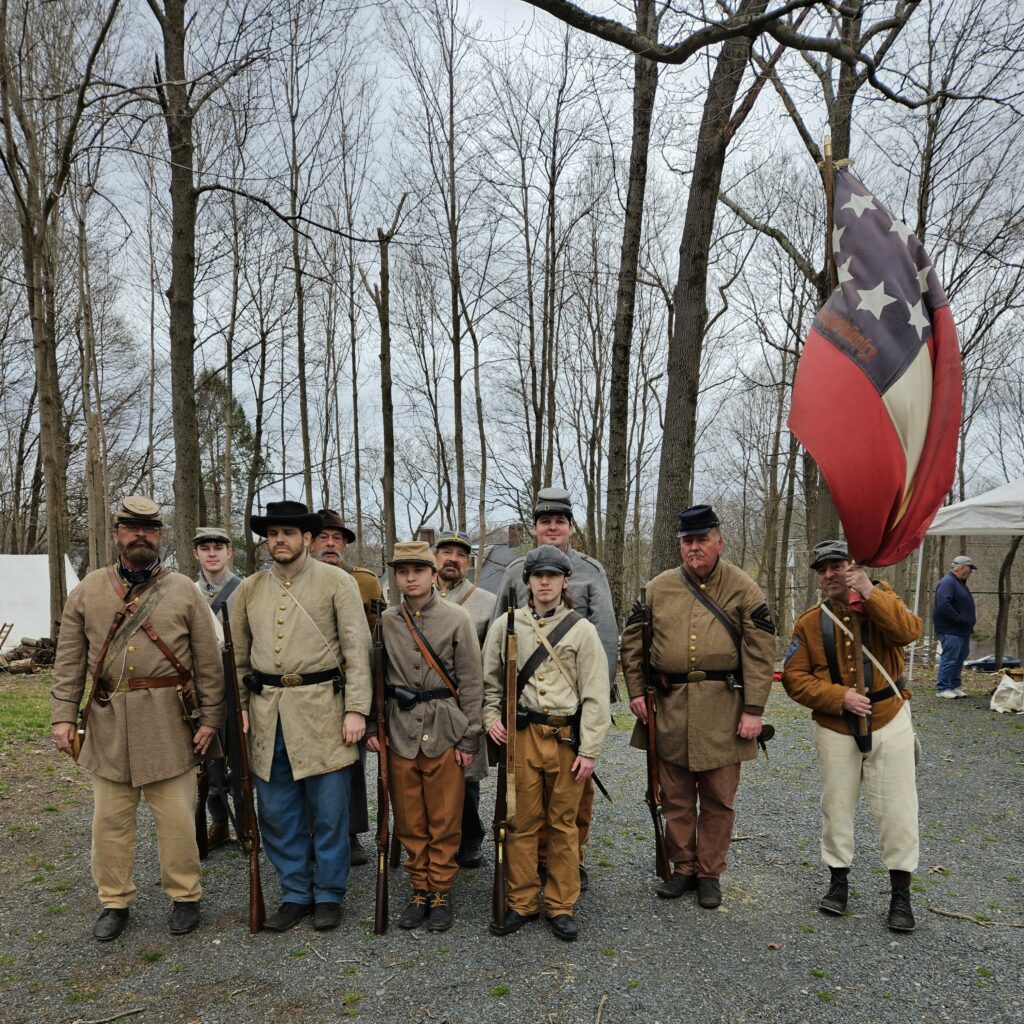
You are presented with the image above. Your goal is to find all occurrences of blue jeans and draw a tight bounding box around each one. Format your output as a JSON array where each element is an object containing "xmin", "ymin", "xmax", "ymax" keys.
[
  {"xmin": 936, "ymin": 633, "xmax": 971, "ymax": 692},
  {"xmin": 255, "ymin": 721, "xmax": 351, "ymax": 904}
]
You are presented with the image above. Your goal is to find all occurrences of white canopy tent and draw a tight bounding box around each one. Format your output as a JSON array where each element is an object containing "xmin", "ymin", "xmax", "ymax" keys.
[
  {"xmin": 0, "ymin": 555, "xmax": 80, "ymax": 652},
  {"xmin": 909, "ymin": 477, "xmax": 1024, "ymax": 677}
]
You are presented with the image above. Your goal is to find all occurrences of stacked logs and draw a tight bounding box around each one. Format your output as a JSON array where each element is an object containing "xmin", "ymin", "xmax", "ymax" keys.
[{"xmin": 0, "ymin": 636, "xmax": 56, "ymax": 673}]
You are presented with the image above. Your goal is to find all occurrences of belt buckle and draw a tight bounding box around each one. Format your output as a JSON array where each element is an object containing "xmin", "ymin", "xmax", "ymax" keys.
[
  {"xmin": 280, "ymin": 673, "xmax": 303, "ymax": 687},
  {"xmin": 687, "ymin": 670, "xmax": 706, "ymax": 683}
]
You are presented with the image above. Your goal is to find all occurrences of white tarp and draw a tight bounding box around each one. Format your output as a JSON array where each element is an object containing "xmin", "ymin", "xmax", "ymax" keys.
[
  {"xmin": 927, "ymin": 477, "xmax": 1024, "ymax": 536},
  {"xmin": 0, "ymin": 555, "xmax": 80, "ymax": 651}
]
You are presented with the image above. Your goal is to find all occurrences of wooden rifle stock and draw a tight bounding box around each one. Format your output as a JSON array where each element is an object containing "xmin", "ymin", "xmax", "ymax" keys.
[
  {"xmin": 221, "ymin": 607, "xmax": 265, "ymax": 934},
  {"xmin": 640, "ymin": 588, "xmax": 672, "ymax": 883},
  {"xmin": 371, "ymin": 601, "xmax": 390, "ymax": 934},
  {"xmin": 490, "ymin": 588, "xmax": 518, "ymax": 931}
]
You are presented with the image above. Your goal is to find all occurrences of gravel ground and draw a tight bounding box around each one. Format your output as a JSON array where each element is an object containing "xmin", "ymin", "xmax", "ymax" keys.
[{"xmin": 1, "ymin": 671, "xmax": 1022, "ymax": 1024}]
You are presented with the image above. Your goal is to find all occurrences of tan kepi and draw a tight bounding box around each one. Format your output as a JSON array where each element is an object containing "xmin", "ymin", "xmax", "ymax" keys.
[{"xmin": 115, "ymin": 495, "xmax": 163, "ymax": 527}]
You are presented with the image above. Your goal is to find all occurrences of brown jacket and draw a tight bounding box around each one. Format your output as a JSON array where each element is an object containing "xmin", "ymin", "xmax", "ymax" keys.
[
  {"xmin": 51, "ymin": 566, "xmax": 225, "ymax": 787},
  {"xmin": 232, "ymin": 555, "xmax": 372, "ymax": 781},
  {"xmin": 382, "ymin": 594, "xmax": 483, "ymax": 760},
  {"xmin": 620, "ymin": 560, "xmax": 776, "ymax": 771},
  {"xmin": 782, "ymin": 582, "xmax": 921, "ymax": 735}
]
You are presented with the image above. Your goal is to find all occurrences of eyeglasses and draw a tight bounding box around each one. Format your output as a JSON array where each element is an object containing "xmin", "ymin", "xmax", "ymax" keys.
[{"xmin": 119, "ymin": 524, "xmax": 160, "ymax": 536}]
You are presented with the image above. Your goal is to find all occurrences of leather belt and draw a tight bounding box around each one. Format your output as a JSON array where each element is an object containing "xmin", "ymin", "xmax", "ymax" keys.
[
  {"xmin": 657, "ymin": 670, "xmax": 739, "ymax": 686},
  {"xmin": 521, "ymin": 709, "xmax": 573, "ymax": 727},
  {"xmin": 868, "ymin": 683, "xmax": 903, "ymax": 704},
  {"xmin": 252, "ymin": 668, "xmax": 339, "ymax": 688},
  {"xmin": 97, "ymin": 677, "xmax": 180, "ymax": 699},
  {"xmin": 386, "ymin": 685, "xmax": 451, "ymax": 702}
]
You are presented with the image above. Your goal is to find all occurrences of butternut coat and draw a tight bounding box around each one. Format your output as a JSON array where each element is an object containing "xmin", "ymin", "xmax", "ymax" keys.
[
  {"xmin": 50, "ymin": 566, "xmax": 225, "ymax": 787},
  {"xmin": 381, "ymin": 595, "xmax": 483, "ymax": 760},
  {"xmin": 782, "ymin": 583, "xmax": 921, "ymax": 734},
  {"xmin": 620, "ymin": 560, "xmax": 775, "ymax": 771},
  {"xmin": 231, "ymin": 555, "xmax": 372, "ymax": 782},
  {"xmin": 481, "ymin": 605, "xmax": 610, "ymax": 759}
]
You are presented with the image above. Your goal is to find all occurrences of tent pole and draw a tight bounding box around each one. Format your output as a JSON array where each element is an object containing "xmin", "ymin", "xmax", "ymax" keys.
[{"xmin": 908, "ymin": 541, "xmax": 926, "ymax": 681}]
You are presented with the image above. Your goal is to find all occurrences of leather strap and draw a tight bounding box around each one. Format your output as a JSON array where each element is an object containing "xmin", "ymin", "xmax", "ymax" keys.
[
  {"xmin": 210, "ymin": 574, "xmax": 242, "ymax": 616},
  {"xmin": 455, "ymin": 583, "xmax": 478, "ymax": 607},
  {"xmin": 139, "ymin": 620, "xmax": 192, "ymax": 683},
  {"xmin": 97, "ymin": 676, "xmax": 180, "ymax": 698},
  {"xmin": 399, "ymin": 604, "xmax": 459, "ymax": 703},
  {"xmin": 677, "ymin": 567, "xmax": 744, "ymax": 664},
  {"xmin": 516, "ymin": 612, "xmax": 582, "ymax": 693}
]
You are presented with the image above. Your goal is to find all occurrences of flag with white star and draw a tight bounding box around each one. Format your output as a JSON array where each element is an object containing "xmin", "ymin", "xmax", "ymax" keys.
[{"xmin": 788, "ymin": 168, "xmax": 962, "ymax": 566}]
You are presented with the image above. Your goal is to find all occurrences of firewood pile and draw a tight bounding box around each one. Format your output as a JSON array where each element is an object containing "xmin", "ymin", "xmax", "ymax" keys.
[{"xmin": 0, "ymin": 635, "xmax": 56, "ymax": 673}]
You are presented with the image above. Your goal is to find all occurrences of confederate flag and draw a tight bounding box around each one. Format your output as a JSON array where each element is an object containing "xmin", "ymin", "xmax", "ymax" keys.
[{"xmin": 788, "ymin": 169, "xmax": 962, "ymax": 566}]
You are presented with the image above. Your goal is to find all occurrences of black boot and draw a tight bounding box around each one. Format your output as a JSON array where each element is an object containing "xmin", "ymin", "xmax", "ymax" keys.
[
  {"xmin": 819, "ymin": 867, "xmax": 849, "ymax": 916},
  {"xmin": 888, "ymin": 870, "xmax": 916, "ymax": 933},
  {"xmin": 92, "ymin": 907, "xmax": 129, "ymax": 941},
  {"xmin": 398, "ymin": 889, "xmax": 430, "ymax": 930}
]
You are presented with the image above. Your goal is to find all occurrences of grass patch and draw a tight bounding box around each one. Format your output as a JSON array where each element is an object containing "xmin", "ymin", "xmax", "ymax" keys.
[
  {"xmin": 140, "ymin": 950, "xmax": 163, "ymax": 964},
  {"xmin": 343, "ymin": 991, "xmax": 362, "ymax": 1006},
  {"xmin": 288, "ymin": 946, "xmax": 309, "ymax": 958},
  {"xmin": 0, "ymin": 676, "xmax": 53, "ymax": 742},
  {"xmin": 0, "ymin": 956, "xmax": 15, "ymax": 966},
  {"xmin": 626, "ymin": 980, "xmax": 640, "ymax": 989},
  {"xmin": 601, "ymin": 947, "xmax": 615, "ymax": 957},
  {"xmin": 490, "ymin": 985, "xmax": 510, "ymax": 997},
  {"xmin": 810, "ymin": 969, "xmax": 827, "ymax": 979},
  {"xmin": 977, "ymin": 967, "xmax": 993, "ymax": 978},
  {"xmin": 816, "ymin": 992, "xmax": 834, "ymax": 1003}
]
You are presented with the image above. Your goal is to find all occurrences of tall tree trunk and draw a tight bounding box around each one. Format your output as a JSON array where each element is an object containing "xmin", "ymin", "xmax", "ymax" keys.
[
  {"xmin": 994, "ymin": 536, "xmax": 1022, "ymax": 671},
  {"xmin": 604, "ymin": 0, "xmax": 658, "ymax": 621},
  {"xmin": 652, "ymin": 0, "xmax": 767, "ymax": 573}
]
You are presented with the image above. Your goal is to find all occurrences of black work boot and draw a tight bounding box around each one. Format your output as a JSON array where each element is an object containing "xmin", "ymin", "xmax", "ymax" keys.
[
  {"xmin": 92, "ymin": 907, "xmax": 129, "ymax": 941},
  {"xmin": 398, "ymin": 889, "xmax": 430, "ymax": 930},
  {"xmin": 819, "ymin": 867, "xmax": 849, "ymax": 916},
  {"xmin": 169, "ymin": 900, "xmax": 201, "ymax": 935},
  {"xmin": 888, "ymin": 870, "xmax": 916, "ymax": 933},
  {"xmin": 426, "ymin": 891, "xmax": 453, "ymax": 932}
]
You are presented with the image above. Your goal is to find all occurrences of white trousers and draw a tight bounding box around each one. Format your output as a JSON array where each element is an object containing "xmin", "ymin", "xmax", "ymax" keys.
[{"xmin": 816, "ymin": 703, "xmax": 919, "ymax": 872}]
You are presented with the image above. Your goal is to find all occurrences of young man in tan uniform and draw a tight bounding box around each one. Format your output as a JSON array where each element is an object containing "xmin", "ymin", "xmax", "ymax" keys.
[
  {"xmin": 51, "ymin": 496, "xmax": 224, "ymax": 940},
  {"xmin": 231, "ymin": 501, "xmax": 372, "ymax": 932},
  {"xmin": 313, "ymin": 507, "xmax": 383, "ymax": 867},
  {"xmin": 483, "ymin": 545, "xmax": 610, "ymax": 941},
  {"xmin": 433, "ymin": 528, "xmax": 495, "ymax": 869},
  {"xmin": 366, "ymin": 541, "xmax": 483, "ymax": 932},
  {"xmin": 782, "ymin": 539, "xmax": 922, "ymax": 933},
  {"xmin": 620, "ymin": 504, "xmax": 775, "ymax": 909}
]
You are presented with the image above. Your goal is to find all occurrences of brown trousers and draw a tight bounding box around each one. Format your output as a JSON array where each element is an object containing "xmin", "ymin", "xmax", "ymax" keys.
[
  {"xmin": 91, "ymin": 768, "xmax": 202, "ymax": 908},
  {"xmin": 390, "ymin": 747, "xmax": 464, "ymax": 892},
  {"xmin": 538, "ymin": 768, "xmax": 594, "ymax": 866},
  {"xmin": 659, "ymin": 760, "xmax": 741, "ymax": 879},
  {"xmin": 508, "ymin": 723, "xmax": 584, "ymax": 917}
]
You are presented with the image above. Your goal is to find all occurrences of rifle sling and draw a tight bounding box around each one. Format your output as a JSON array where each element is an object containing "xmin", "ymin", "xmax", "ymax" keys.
[
  {"xmin": 677, "ymin": 567, "xmax": 743, "ymax": 666},
  {"xmin": 210, "ymin": 574, "xmax": 242, "ymax": 616},
  {"xmin": 516, "ymin": 612, "xmax": 582, "ymax": 695},
  {"xmin": 399, "ymin": 604, "xmax": 459, "ymax": 703}
]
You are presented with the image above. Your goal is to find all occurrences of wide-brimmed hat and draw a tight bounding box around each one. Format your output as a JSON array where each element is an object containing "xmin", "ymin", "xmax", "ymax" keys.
[
  {"xmin": 533, "ymin": 487, "xmax": 573, "ymax": 521},
  {"xmin": 317, "ymin": 508, "xmax": 356, "ymax": 544},
  {"xmin": 434, "ymin": 529, "xmax": 473, "ymax": 554},
  {"xmin": 249, "ymin": 500, "xmax": 322, "ymax": 538},
  {"xmin": 810, "ymin": 539, "xmax": 850, "ymax": 569},
  {"xmin": 951, "ymin": 554, "xmax": 978, "ymax": 570},
  {"xmin": 677, "ymin": 504, "xmax": 720, "ymax": 538},
  {"xmin": 387, "ymin": 540, "xmax": 437, "ymax": 568},
  {"xmin": 115, "ymin": 495, "xmax": 163, "ymax": 528},
  {"xmin": 522, "ymin": 544, "xmax": 572, "ymax": 581},
  {"xmin": 193, "ymin": 525, "xmax": 231, "ymax": 546}
]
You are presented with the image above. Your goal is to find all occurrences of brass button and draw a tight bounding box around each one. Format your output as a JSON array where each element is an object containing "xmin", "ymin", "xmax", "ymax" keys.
[
  {"xmin": 690, "ymin": 645, "xmax": 697, "ymax": 652},
  {"xmin": 275, "ymin": 661, "xmax": 282, "ymax": 668},
  {"xmin": 690, "ymin": 657, "xmax": 697, "ymax": 664},
  {"xmin": 699, "ymin": 584, "xmax": 707, "ymax": 590},
  {"xmin": 283, "ymin": 581, "xmax": 292, "ymax": 588},
  {"xmin": 690, "ymin": 635, "xmax": 697, "ymax": 641},
  {"xmin": 277, "ymin": 632, "xmax": 284, "ymax": 639},
  {"xmin": 127, "ymin": 665, "xmax": 134, "ymax": 673},
  {"xmin": 423, "ymin": 734, "xmax": 429, "ymax": 741},
  {"xmin": 279, "ymin": 604, "xmax": 286, "ymax": 611},
  {"xmin": 274, "ymin": 646, "xmax": 281, "ymax": 653},
  {"xmin": 843, "ymin": 616, "xmax": 851, "ymax": 623},
  {"xmin": 127, "ymin": 646, "xmax": 136, "ymax": 653},
  {"xmin": 277, "ymin": 618, "xmax": 284, "ymax": 625},
  {"xmin": 539, "ymin": 689, "xmax": 546, "ymax": 696}
]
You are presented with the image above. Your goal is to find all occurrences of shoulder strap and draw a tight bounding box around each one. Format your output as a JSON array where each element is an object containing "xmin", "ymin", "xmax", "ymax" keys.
[
  {"xmin": 210, "ymin": 574, "xmax": 242, "ymax": 615},
  {"xmin": 677, "ymin": 567, "xmax": 742, "ymax": 656},
  {"xmin": 820, "ymin": 605, "xmax": 843, "ymax": 685},
  {"xmin": 516, "ymin": 611, "xmax": 582, "ymax": 693},
  {"xmin": 455, "ymin": 583, "xmax": 478, "ymax": 607},
  {"xmin": 399, "ymin": 604, "xmax": 459, "ymax": 702},
  {"xmin": 139, "ymin": 620, "xmax": 191, "ymax": 681}
]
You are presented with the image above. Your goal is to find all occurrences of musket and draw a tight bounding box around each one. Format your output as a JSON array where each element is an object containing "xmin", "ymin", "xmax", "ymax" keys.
[
  {"xmin": 371, "ymin": 600, "xmax": 390, "ymax": 934},
  {"xmin": 640, "ymin": 587, "xmax": 672, "ymax": 883},
  {"xmin": 221, "ymin": 607, "xmax": 266, "ymax": 934},
  {"xmin": 490, "ymin": 586, "xmax": 518, "ymax": 932},
  {"xmin": 195, "ymin": 761, "xmax": 210, "ymax": 859}
]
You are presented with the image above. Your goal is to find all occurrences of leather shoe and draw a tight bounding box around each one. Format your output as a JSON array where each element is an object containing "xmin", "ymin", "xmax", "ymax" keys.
[
  {"xmin": 819, "ymin": 869, "xmax": 849, "ymax": 916},
  {"xmin": 698, "ymin": 877, "xmax": 722, "ymax": 909},
  {"xmin": 313, "ymin": 902, "xmax": 342, "ymax": 931},
  {"xmin": 656, "ymin": 873, "xmax": 699, "ymax": 899},
  {"xmin": 888, "ymin": 888, "xmax": 916, "ymax": 933},
  {"xmin": 455, "ymin": 845, "xmax": 482, "ymax": 869},
  {"xmin": 547, "ymin": 914, "xmax": 578, "ymax": 941},
  {"xmin": 398, "ymin": 890, "xmax": 430, "ymax": 930},
  {"xmin": 264, "ymin": 901, "xmax": 314, "ymax": 932},
  {"xmin": 206, "ymin": 820, "xmax": 231, "ymax": 851},
  {"xmin": 169, "ymin": 900, "xmax": 200, "ymax": 935},
  {"xmin": 349, "ymin": 835, "xmax": 368, "ymax": 867},
  {"xmin": 578, "ymin": 865, "xmax": 589, "ymax": 892},
  {"xmin": 489, "ymin": 908, "xmax": 539, "ymax": 936},
  {"xmin": 426, "ymin": 891, "xmax": 453, "ymax": 932},
  {"xmin": 92, "ymin": 907, "xmax": 129, "ymax": 941}
]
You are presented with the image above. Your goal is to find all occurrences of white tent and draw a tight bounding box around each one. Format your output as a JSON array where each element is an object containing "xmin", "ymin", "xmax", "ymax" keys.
[
  {"xmin": 909, "ymin": 477, "xmax": 1024, "ymax": 677},
  {"xmin": 0, "ymin": 555, "xmax": 80, "ymax": 652},
  {"xmin": 925, "ymin": 477, "xmax": 1024, "ymax": 536}
]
